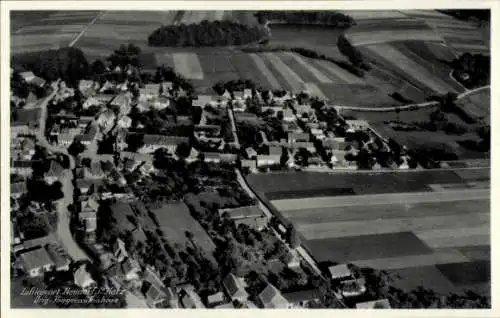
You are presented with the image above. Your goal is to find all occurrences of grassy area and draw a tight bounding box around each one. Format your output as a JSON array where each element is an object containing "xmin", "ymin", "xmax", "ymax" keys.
[{"xmin": 150, "ymin": 202, "xmax": 216, "ymax": 255}]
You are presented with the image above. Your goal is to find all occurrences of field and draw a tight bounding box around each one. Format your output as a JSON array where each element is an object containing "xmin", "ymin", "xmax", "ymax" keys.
[
  {"xmin": 247, "ymin": 170, "xmax": 476, "ymax": 200},
  {"xmin": 150, "ymin": 202, "xmax": 216, "ymax": 255},
  {"xmin": 404, "ymin": 10, "xmax": 490, "ymax": 55},
  {"xmin": 248, "ymin": 169, "xmax": 490, "ymax": 296},
  {"xmin": 345, "ymin": 18, "xmax": 443, "ymax": 46},
  {"xmin": 11, "ymin": 10, "xmax": 489, "ymax": 108},
  {"xmin": 11, "ymin": 11, "xmax": 99, "ymax": 54}
]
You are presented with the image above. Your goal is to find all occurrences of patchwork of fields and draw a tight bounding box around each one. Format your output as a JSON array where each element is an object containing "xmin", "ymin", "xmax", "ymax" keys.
[
  {"xmin": 11, "ymin": 11, "xmax": 99, "ymax": 54},
  {"xmin": 248, "ymin": 170, "xmax": 490, "ymax": 295},
  {"xmin": 12, "ymin": 10, "xmax": 489, "ymax": 109},
  {"xmin": 403, "ymin": 10, "xmax": 490, "ymax": 55}
]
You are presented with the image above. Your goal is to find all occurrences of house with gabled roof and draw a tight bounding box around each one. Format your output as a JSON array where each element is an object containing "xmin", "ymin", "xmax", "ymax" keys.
[
  {"xmin": 340, "ymin": 277, "xmax": 367, "ymax": 297},
  {"xmin": 234, "ymin": 216, "xmax": 269, "ymax": 231},
  {"xmin": 283, "ymin": 288, "xmax": 321, "ymax": 308},
  {"xmin": 258, "ymin": 283, "xmax": 290, "ymax": 308},
  {"xmin": 218, "ymin": 205, "xmax": 262, "ymax": 220},
  {"xmin": 113, "ymin": 238, "xmax": 128, "ymax": 263},
  {"xmin": 222, "ymin": 273, "xmax": 249, "ymax": 302},
  {"xmin": 46, "ymin": 244, "xmax": 71, "ymax": 272},
  {"xmin": 139, "ymin": 134, "xmax": 189, "ymax": 154},
  {"xmin": 122, "ymin": 257, "xmax": 141, "ymax": 281},
  {"xmin": 243, "ymin": 88, "xmax": 252, "ymax": 99},
  {"xmin": 45, "ymin": 160, "xmax": 64, "ymax": 184},
  {"xmin": 83, "ymin": 161, "xmax": 105, "ymax": 179},
  {"xmin": 19, "ymin": 247, "xmax": 55, "ymax": 277},
  {"xmin": 288, "ymin": 132, "xmax": 310, "ymax": 143},
  {"xmin": 257, "ymin": 154, "xmax": 281, "ymax": 168},
  {"xmin": 233, "ymin": 91, "xmax": 244, "ymax": 100},
  {"xmin": 180, "ymin": 288, "xmax": 205, "ymax": 308},
  {"xmin": 241, "ymin": 159, "xmax": 257, "ymax": 173},
  {"xmin": 11, "ymin": 160, "xmax": 33, "ymax": 176},
  {"xmin": 207, "ymin": 291, "xmax": 225, "ymax": 307},
  {"xmin": 10, "ymin": 181, "xmax": 27, "ymax": 199},
  {"xmin": 328, "ymin": 264, "xmax": 353, "ymax": 281}
]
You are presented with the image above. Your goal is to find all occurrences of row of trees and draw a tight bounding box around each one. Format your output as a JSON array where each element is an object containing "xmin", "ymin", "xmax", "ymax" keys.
[
  {"xmin": 337, "ymin": 34, "xmax": 371, "ymax": 72},
  {"xmin": 254, "ymin": 10, "xmax": 355, "ymax": 27},
  {"xmin": 148, "ymin": 20, "xmax": 267, "ymax": 47}
]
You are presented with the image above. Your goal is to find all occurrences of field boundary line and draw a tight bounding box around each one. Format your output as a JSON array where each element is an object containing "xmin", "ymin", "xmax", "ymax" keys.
[{"xmin": 68, "ymin": 11, "xmax": 104, "ymax": 47}]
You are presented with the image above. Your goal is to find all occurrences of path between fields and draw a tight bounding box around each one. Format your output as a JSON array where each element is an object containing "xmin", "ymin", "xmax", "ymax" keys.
[
  {"xmin": 68, "ymin": 11, "xmax": 104, "ymax": 48},
  {"xmin": 332, "ymin": 84, "xmax": 489, "ymax": 112}
]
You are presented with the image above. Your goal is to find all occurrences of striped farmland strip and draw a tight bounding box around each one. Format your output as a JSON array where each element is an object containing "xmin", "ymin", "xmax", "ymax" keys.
[
  {"xmin": 415, "ymin": 226, "xmax": 490, "ymax": 249},
  {"xmin": 282, "ymin": 52, "xmax": 332, "ymax": 83},
  {"xmin": 351, "ymin": 250, "xmax": 471, "ymax": 270},
  {"xmin": 248, "ymin": 53, "xmax": 281, "ymax": 90},
  {"xmin": 263, "ymin": 52, "xmax": 305, "ymax": 92},
  {"xmin": 297, "ymin": 213, "xmax": 489, "ymax": 240},
  {"xmin": 315, "ymin": 60, "xmax": 364, "ymax": 84}
]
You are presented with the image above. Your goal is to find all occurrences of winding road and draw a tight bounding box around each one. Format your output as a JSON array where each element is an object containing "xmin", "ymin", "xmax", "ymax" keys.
[{"xmin": 37, "ymin": 81, "xmax": 88, "ymax": 261}]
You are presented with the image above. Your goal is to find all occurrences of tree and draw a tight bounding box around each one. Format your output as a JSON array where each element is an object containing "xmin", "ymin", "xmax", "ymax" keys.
[
  {"xmin": 175, "ymin": 142, "xmax": 191, "ymax": 159},
  {"xmin": 430, "ymin": 109, "xmax": 445, "ymax": 123},
  {"xmin": 12, "ymin": 47, "xmax": 90, "ymax": 86},
  {"xmin": 91, "ymin": 59, "xmax": 107, "ymax": 75},
  {"xmin": 68, "ymin": 140, "xmax": 86, "ymax": 157}
]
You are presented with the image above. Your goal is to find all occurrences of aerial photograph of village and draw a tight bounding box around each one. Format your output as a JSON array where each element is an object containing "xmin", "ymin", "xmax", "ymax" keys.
[{"xmin": 8, "ymin": 9, "xmax": 490, "ymax": 309}]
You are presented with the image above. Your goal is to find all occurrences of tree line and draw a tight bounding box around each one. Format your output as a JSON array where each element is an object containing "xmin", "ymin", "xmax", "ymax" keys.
[
  {"xmin": 254, "ymin": 10, "xmax": 355, "ymax": 27},
  {"xmin": 148, "ymin": 20, "xmax": 268, "ymax": 47}
]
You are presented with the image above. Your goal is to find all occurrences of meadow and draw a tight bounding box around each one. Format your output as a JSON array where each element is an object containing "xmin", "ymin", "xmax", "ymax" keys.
[{"xmin": 150, "ymin": 202, "xmax": 216, "ymax": 256}]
